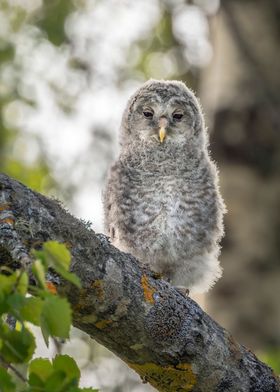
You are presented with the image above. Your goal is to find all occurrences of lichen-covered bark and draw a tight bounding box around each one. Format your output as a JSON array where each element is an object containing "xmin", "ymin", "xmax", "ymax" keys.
[{"xmin": 0, "ymin": 173, "xmax": 279, "ymax": 392}]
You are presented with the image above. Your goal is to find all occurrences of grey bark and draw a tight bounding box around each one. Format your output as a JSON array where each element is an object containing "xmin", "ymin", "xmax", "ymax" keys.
[{"xmin": 0, "ymin": 173, "xmax": 279, "ymax": 392}]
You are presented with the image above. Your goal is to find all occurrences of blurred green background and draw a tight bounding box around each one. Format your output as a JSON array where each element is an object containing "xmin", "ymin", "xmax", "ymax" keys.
[{"xmin": 0, "ymin": 0, "xmax": 279, "ymax": 389}]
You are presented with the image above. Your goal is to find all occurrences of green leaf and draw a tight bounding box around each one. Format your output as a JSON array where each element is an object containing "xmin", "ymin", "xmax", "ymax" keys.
[
  {"xmin": 32, "ymin": 249, "xmax": 47, "ymax": 267},
  {"xmin": 21, "ymin": 297, "xmax": 44, "ymax": 326},
  {"xmin": 36, "ymin": 241, "xmax": 81, "ymax": 288},
  {"xmin": 0, "ymin": 271, "xmax": 28, "ymax": 296},
  {"xmin": 32, "ymin": 259, "xmax": 46, "ymax": 289},
  {"xmin": 16, "ymin": 271, "xmax": 28, "ymax": 295},
  {"xmin": 6, "ymin": 293, "xmax": 25, "ymax": 320},
  {"xmin": 6, "ymin": 294, "xmax": 43, "ymax": 326},
  {"xmin": 29, "ymin": 358, "xmax": 53, "ymax": 384},
  {"xmin": 0, "ymin": 367, "xmax": 16, "ymax": 392},
  {"xmin": 52, "ymin": 355, "xmax": 80, "ymax": 382},
  {"xmin": 0, "ymin": 275, "xmax": 16, "ymax": 294},
  {"xmin": 4, "ymin": 292, "xmax": 43, "ymax": 325},
  {"xmin": 0, "ymin": 290, "xmax": 9, "ymax": 314},
  {"xmin": 43, "ymin": 241, "xmax": 71, "ymax": 271},
  {"xmin": 57, "ymin": 269, "xmax": 81, "ymax": 288},
  {"xmin": 0, "ymin": 327, "xmax": 35, "ymax": 363},
  {"xmin": 44, "ymin": 370, "xmax": 67, "ymax": 392},
  {"xmin": 28, "ymin": 372, "xmax": 45, "ymax": 389},
  {"xmin": 40, "ymin": 297, "xmax": 72, "ymax": 346},
  {"xmin": 28, "ymin": 357, "xmax": 86, "ymax": 391}
]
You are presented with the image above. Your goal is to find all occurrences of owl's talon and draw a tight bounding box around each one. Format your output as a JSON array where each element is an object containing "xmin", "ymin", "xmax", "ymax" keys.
[
  {"xmin": 151, "ymin": 271, "xmax": 162, "ymax": 280},
  {"xmin": 175, "ymin": 286, "xmax": 189, "ymax": 297}
]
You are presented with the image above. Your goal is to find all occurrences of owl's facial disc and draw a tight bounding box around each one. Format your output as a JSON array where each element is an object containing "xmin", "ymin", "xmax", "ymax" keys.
[{"xmin": 133, "ymin": 95, "xmax": 196, "ymax": 146}]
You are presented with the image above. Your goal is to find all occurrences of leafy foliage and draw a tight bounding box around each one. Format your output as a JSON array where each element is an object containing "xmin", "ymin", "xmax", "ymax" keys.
[
  {"xmin": 0, "ymin": 241, "xmax": 97, "ymax": 391},
  {"xmin": 27, "ymin": 355, "xmax": 98, "ymax": 392},
  {"xmin": 0, "ymin": 367, "xmax": 16, "ymax": 392},
  {"xmin": 0, "ymin": 1, "xmax": 74, "ymax": 196},
  {"xmin": 36, "ymin": 0, "xmax": 76, "ymax": 46}
]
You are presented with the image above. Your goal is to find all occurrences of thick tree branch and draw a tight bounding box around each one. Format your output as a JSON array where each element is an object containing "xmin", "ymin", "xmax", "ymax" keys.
[{"xmin": 0, "ymin": 173, "xmax": 279, "ymax": 392}]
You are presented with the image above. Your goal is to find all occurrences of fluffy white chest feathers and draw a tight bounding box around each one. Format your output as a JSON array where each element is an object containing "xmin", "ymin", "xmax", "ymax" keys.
[{"xmin": 135, "ymin": 178, "xmax": 182, "ymax": 234}]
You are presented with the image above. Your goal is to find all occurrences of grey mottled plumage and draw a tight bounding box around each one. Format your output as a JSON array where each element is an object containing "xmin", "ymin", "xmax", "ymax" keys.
[{"xmin": 103, "ymin": 80, "xmax": 225, "ymax": 294}]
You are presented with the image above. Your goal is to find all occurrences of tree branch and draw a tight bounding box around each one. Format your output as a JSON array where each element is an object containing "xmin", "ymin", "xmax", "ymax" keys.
[{"xmin": 0, "ymin": 173, "xmax": 279, "ymax": 392}]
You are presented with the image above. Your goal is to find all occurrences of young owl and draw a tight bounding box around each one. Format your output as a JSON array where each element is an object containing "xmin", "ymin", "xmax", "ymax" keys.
[{"xmin": 103, "ymin": 80, "xmax": 225, "ymax": 294}]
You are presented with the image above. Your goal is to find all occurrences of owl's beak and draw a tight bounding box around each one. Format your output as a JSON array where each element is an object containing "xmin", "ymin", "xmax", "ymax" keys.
[
  {"xmin": 159, "ymin": 127, "xmax": 166, "ymax": 143},
  {"xmin": 158, "ymin": 117, "xmax": 167, "ymax": 143}
]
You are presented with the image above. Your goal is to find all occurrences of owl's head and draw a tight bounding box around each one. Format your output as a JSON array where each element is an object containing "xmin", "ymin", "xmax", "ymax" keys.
[{"xmin": 120, "ymin": 80, "xmax": 207, "ymax": 151}]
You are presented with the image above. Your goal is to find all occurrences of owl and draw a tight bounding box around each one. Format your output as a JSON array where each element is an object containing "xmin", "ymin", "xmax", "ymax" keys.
[{"xmin": 103, "ymin": 80, "xmax": 225, "ymax": 294}]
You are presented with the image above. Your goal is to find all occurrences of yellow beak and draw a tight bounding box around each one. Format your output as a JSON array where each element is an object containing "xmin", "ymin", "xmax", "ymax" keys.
[
  {"xmin": 159, "ymin": 127, "xmax": 166, "ymax": 143},
  {"xmin": 158, "ymin": 117, "xmax": 167, "ymax": 143}
]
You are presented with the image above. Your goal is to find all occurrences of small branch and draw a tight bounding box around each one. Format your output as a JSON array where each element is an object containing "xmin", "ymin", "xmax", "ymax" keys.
[
  {"xmin": 0, "ymin": 354, "xmax": 28, "ymax": 383},
  {"xmin": 52, "ymin": 338, "xmax": 64, "ymax": 355},
  {"xmin": 0, "ymin": 173, "xmax": 279, "ymax": 392}
]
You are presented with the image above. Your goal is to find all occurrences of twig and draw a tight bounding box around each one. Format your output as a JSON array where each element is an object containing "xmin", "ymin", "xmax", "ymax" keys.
[{"xmin": 0, "ymin": 354, "xmax": 28, "ymax": 383}]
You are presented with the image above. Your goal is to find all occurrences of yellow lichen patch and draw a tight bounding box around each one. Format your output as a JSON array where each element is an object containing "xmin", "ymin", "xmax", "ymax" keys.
[
  {"xmin": 72, "ymin": 288, "xmax": 88, "ymax": 312},
  {"xmin": 79, "ymin": 314, "xmax": 98, "ymax": 323},
  {"xmin": 0, "ymin": 203, "xmax": 11, "ymax": 211},
  {"xmin": 0, "ymin": 217, "xmax": 14, "ymax": 225},
  {"xmin": 95, "ymin": 319, "xmax": 113, "ymax": 330},
  {"xmin": 141, "ymin": 274, "xmax": 156, "ymax": 304},
  {"xmin": 130, "ymin": 343, "xmax": 144, "ymax": 351},
  {"xmin": 91, "ymin": 279, "xmax": 105, "ymax": 301},
  {"xmin": 128, "ymin": 362, "xmax": 196, "ymax": 392},
  {"xmin": 46, "ymin": 281, "xmax": 57, "ymax": 294}
]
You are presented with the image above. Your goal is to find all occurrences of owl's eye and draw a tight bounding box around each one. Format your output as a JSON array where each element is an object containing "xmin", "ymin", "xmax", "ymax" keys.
[
  {"xmin": 173, "ymin": 113, "xmax": 183, "ymax": 121},
  {"xmin": 143, "ymin": 111, "xmax": 154, "ymax": 118}
]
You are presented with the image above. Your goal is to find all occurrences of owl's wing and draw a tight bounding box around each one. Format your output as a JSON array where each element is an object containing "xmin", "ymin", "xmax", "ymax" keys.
[{"xmin": 102, "ymin": 162, "xmax": 120, "ymax": 238}]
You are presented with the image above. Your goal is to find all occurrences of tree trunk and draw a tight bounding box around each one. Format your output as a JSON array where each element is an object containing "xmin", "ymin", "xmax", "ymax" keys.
[
  {"xmin": 200, "ymin": 0, "xmax": 280, "ymax": 351},
  {"xmin": 0, "ymin": 173, "xmax": 279, "ymax": 392}
]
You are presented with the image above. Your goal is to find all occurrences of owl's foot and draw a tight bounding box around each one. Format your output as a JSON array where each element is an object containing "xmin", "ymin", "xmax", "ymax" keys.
[
  {"xmin": 175, "ymin": 286, "xmax": 189, "ymax": 297},
  {"xmin": 151, "ymin": 271, "xmax": 162, "ymax": 280}
]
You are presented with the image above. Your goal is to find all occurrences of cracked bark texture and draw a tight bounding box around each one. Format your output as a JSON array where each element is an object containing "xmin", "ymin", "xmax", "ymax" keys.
[{"xmin": 0, "ymin": 173, "xmax": 279, "ymax": 392}]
